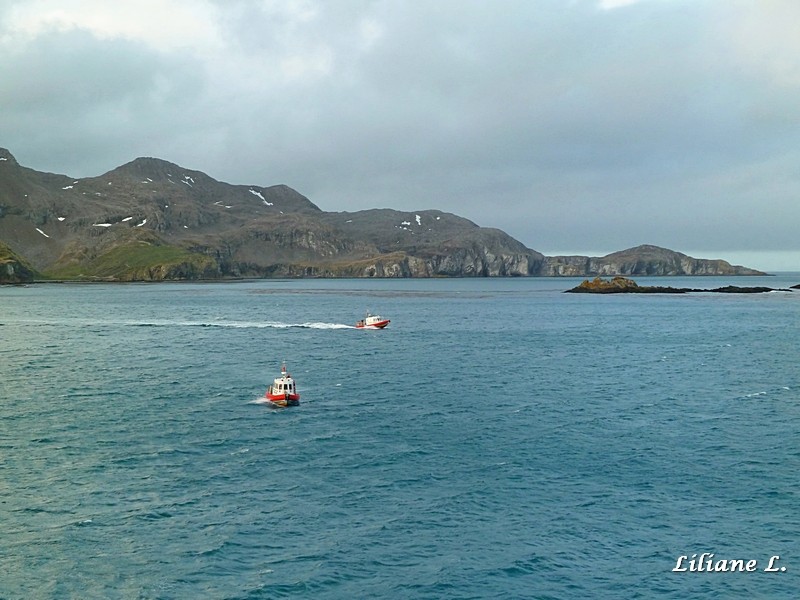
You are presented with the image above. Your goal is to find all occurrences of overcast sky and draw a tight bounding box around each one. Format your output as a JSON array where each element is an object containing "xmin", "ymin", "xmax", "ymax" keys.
[{"xmin": 2, "ymin": 0, "xmax": 799, "ymax": 270}]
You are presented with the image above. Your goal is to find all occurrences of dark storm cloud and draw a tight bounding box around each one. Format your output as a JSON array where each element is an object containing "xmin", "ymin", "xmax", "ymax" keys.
[{"xmin": 1, "ymin": 0, "xmax": 799, "ymax": 269}]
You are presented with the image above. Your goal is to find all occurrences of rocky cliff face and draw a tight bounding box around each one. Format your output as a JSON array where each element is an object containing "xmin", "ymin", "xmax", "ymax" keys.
[
  {"xmin": 317, "ymin": 211, "xmax": 543, "ymax": 277},
  {"xmin": 1, "ymin": 259, "xmax": 35, "ymax": 283},
  {"xmin": 0, "ymin": 149, "xmax": 765, "ymax": 280},
  {"xmin": 0, "ymin": 241, "xmax": 37, "ymax": 283}
]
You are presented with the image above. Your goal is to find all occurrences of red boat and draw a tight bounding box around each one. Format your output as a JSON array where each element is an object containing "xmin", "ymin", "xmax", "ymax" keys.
[
  {"xmin": 265, "ymin": 362, "xmax": 300, "ymax": 407},
  {"xmin": 355, "ymin": 312, "xmax": 390, "ymax": 329}
]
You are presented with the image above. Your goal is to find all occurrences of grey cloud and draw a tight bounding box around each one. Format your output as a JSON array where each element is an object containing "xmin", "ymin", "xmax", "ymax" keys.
[
  {"xmin": 1, "ymin": 0, "xmax": 799, "ymax": 269},
  {"xmin": 1, "ymin": 28, "xmax": 208, "ymax": 175}
]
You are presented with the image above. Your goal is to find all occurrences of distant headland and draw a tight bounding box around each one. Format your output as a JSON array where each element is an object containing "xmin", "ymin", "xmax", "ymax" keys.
[{"xmin": 0, "ymin": 147, "xmax": 766, "ymax": 283}]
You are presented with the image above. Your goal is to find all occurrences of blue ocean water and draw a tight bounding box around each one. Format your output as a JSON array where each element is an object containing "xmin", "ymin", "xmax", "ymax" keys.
[{"xmin": 1, "ymin": 276, "xmax": 799, "ymax": 599}]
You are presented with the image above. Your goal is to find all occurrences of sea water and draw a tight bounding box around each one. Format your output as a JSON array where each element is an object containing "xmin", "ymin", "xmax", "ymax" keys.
[{"xmin": 1, "ymin": 276, "xmax": 798, "ymax": 599}]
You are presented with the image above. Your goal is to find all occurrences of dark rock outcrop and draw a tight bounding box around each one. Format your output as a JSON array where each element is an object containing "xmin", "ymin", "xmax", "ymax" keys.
[{"xmin": 566, "ymin": 276, "xmax": 785, "ymax": 294}]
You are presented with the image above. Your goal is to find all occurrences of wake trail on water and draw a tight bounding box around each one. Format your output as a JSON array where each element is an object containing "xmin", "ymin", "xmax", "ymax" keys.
[
  {"xmin": 6, "ymin": 318, "xmax": 356, "ymax": 329},
  {"xmin": 739, "ymin": 385, "xmax": 792, "ymax": 400},
  {"xmin": 129, "ymin": 319, "xmax": 356, "ymax": 330},
  {"xmin": 249, "ymin": 397, "xmax": 277, "ymax": 406},
  {"xmin": 249, "ymin": 396, "xmax": 314, "ymax": 408}
]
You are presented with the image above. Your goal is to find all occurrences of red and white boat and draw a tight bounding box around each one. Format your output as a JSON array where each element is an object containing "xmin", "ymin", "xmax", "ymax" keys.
[
  {"xmin": 355, "ymin": 312, "xmax": 390, "ymax": 329},
  {"xmin": 264, "ymin": 362, "xmax": 300, "ymax": 407}
]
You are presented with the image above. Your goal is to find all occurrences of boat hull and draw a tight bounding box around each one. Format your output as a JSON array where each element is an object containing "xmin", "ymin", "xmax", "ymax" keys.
[
  {"xmin": 265, "ymin": 393, "xmax": 300, "ymax": 408},
  {"xmin": 356, "ymin": 320, "xmax": 390, "ymax": 329}
]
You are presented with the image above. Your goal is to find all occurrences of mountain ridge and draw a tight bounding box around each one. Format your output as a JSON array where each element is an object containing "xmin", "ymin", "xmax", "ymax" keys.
[{"xmin": 0, "ymin": 148, "xmax": 765, "ymax": 282}]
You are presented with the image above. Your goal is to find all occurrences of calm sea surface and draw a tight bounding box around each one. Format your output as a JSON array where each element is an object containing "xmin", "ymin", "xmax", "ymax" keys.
[{"xmin": 1, "ymin": 276, "xmax": 799, "ymax": 599}]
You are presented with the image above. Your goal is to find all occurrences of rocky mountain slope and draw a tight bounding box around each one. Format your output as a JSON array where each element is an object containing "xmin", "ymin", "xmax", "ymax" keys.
[{"xmin": 0, "ymin": 148, "xmax": 764, "ymax": 281}]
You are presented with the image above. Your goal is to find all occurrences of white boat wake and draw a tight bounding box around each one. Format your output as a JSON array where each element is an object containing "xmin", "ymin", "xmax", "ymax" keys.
[
  {"xmin": 11, "ymin": 317, "xmax": 356, "ymax": 329},
  {"xmin": 128, "ymin": 319, "xmax": 355, "ymax": 330},
  {"xmin": 249, "ymin": 397, "xmax": 275, "ymax": 405}
]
